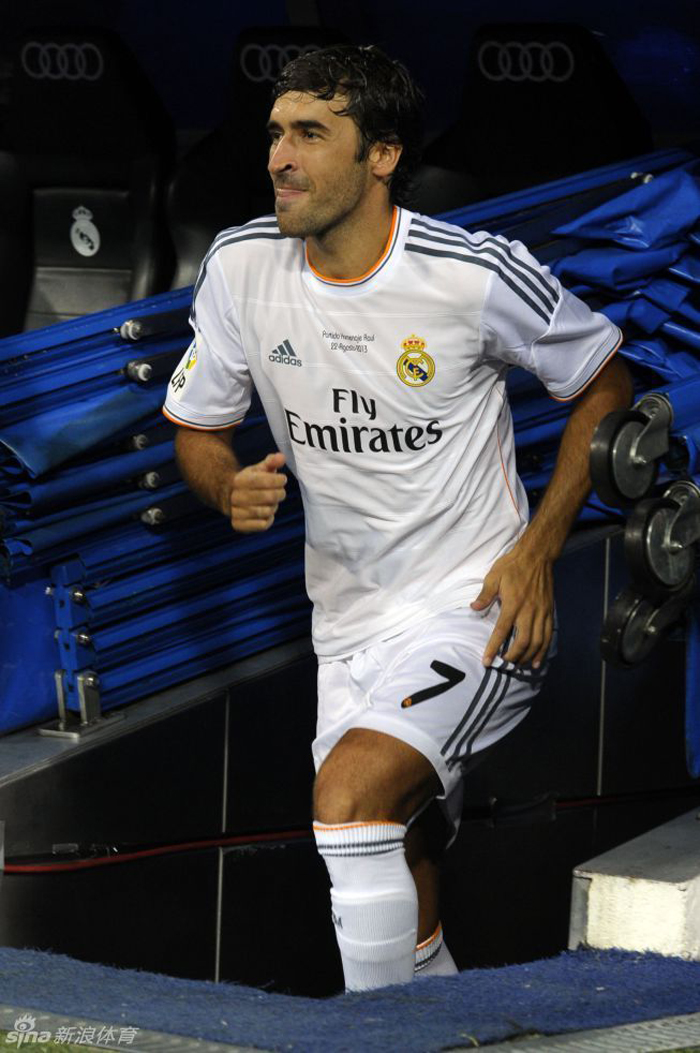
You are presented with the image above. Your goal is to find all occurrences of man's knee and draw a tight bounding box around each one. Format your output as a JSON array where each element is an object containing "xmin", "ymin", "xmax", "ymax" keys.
[{"xmin": 313, "ymin": 728, "xmax": 440, "ymax": 825}]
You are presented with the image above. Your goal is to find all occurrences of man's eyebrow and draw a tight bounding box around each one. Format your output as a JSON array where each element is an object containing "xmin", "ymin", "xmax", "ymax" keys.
[{"xmin": 266, "ymin": 118, "xmax": 331, "ymax": 133}]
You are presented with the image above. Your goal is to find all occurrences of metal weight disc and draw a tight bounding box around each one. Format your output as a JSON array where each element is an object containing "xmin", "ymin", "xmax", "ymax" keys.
[
  {"xmin": 590, "ymin": 410, "xmax": 659, "ymax": 508},
  {"xmin": 601, "ymin": 586, "xmax": 660, "ymax": 667},
  {"xmin": 625, "ymin": 497, "xmax": 696, "ymax": 598}
]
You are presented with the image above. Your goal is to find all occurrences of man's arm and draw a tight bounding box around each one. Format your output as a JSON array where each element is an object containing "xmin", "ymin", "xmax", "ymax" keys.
[
  {"xmin": 471, "ymin": 355, "xmax": 634, "ymax": 667},
  {"xmin": 174, "ymin": 426, "xmax": 287, "ymax": 533}
]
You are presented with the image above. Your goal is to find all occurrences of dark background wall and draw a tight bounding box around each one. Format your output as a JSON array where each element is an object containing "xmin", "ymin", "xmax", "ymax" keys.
[{"xmin": 0, "ymin": 0, "xmax": 698, "ymax": 147}]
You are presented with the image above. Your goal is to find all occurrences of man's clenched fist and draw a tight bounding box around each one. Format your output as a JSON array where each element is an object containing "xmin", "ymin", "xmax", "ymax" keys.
[{"xmin": 225, "ymin": 452, "xmax": 287, "ymax": 532}]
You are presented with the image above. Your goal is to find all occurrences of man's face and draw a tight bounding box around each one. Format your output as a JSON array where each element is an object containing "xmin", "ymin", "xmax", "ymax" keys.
[{"xmin": 267, "ymin": 91, "xmax": 372, "ymax": 238}]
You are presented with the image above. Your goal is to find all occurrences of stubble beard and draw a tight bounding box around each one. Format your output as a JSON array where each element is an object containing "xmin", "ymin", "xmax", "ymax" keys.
[{"xmin": 274, "ymin": 163, "xmax": 368, "ymax": 240}]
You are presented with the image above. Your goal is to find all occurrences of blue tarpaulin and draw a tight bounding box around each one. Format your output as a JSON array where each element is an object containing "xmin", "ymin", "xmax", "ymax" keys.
[
  {"xmin": 0, "ymin": 387, "xmax": 168, "ymax": 477},
  {"xmin": 553, "ymin": 167, "xmax": 700, "ymax": 249}
]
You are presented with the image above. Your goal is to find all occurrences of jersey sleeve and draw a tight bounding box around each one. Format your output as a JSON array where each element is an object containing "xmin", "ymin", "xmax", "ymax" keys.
[
  {"xmin": 479, "ymin": 234, "xmax": 622, "ymax": 400},
  {"xmin": 163, "ymin": 249, "xmax": 252, "ymax": 429}
]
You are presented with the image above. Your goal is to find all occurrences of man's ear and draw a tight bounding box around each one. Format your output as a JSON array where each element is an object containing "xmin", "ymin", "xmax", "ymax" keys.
[{"xmin": 368, "ymin": 141, "xmax": 403, "ymax": 181}]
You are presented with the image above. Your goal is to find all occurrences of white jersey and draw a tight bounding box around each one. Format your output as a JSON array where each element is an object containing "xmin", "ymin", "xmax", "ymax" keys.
[{"xmin": 163, "ymin": 207, "xmax": 621, "ymax": 659}]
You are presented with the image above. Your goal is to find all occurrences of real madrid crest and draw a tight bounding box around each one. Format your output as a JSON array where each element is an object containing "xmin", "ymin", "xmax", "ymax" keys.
[
  {"xmin": 396, "ymin": 334, "xmax": 435, "ymax": 387},
  {"xmin": 70, "ymin": 205, "xmax": 101, "ymax": 258}
]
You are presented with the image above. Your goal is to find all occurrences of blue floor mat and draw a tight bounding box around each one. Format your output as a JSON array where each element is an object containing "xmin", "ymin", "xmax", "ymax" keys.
[{"xmin": 0, "ymin": 947, "xmax": 699, "ymax": 1051}]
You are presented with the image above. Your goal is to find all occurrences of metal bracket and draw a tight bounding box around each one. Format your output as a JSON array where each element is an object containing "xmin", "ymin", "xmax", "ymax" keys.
[
  {"xmin": 602, "ymin": 577, "xmax": 696, "ymax": 667},
  {"xmin": 662, "ymin": 479, "xmax": 700, "ymax": 552},
  {"xmin": 630, "ymin": 393, "xmax": 674, "ymax": 464},
  {"xmin": 39, "ymin": 670, "xmax": 124, "ymax": 740},
  {"xmin": 643, "ymin": 579, "xmax": 696, "ymax": 640},
  {"xmin": 117, "ymin": 306, "xmax": 189, "ymax": 342},
  {"xmin": 119, "ymin": 318, "xmax": 144, "ymax": 341},
  {"xmin": 55, "ymin": 668, "xmax": 68, "ymax": 724},
  {"xmin": 77, "ymin": 670, "xmax": 101, "ymax": 724},
  {"xmin": 126, "ymin": 352, "xmax": 184, "ymax": 384},
  {"xmin": 126, "ymin": 359, "xmax": 153, "ymax": 383}
]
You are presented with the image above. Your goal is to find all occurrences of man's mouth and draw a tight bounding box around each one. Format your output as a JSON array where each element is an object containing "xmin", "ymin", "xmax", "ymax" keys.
[{"xmin": 275, "ymin": 184, "xmax": 309, "ymax": 197}]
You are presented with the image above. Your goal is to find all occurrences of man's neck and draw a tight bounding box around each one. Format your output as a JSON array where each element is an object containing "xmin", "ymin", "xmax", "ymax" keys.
[{"xmin": 306, "ymin": 199, "xmax": 396, "ymax": 280}]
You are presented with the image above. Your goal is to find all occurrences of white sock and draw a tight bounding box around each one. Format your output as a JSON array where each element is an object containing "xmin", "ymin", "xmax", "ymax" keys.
[
  {"xmin": 414, "ymin": 922, "xmax": 458, "ymax": 977},
  {"xmin": 313, "ymin": 820, "xmax": 418, "ymax": 992}
]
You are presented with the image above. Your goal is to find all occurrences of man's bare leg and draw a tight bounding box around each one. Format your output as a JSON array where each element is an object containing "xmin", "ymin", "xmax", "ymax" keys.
[
  {"xmin": 404, "ymin": 805, "xmax": 443, "ymax": 942},
  {"xmin": 313, "ymin": 728, "xmax": 442, "ymax": 990},
  {"xmin": 405, "ymin": 804, "xmax": 458, "ymax": 976}
]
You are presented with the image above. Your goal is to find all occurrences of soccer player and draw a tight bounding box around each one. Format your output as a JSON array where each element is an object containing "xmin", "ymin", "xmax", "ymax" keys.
[{"xmin": 163, "ymin": 45, "xmax": 632, "ymax": 991}]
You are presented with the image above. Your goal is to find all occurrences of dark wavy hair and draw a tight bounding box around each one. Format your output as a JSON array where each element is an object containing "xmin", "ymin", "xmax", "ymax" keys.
[{"xmin": 271, "ymin": 44, "xmax": 425, "ymax": 207}]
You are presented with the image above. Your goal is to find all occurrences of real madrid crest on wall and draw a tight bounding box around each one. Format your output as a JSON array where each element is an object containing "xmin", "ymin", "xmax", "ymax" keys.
[
  {"xmin": 396, "ymin": 335, "xmax": 435, "ymax": 387},
  {"xmin": 70, "ymin": 206, "xmax": 101, "ymax": 257}
]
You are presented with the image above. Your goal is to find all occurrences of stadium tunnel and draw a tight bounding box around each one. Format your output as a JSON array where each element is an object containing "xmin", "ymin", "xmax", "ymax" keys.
[{"xmin": 0, "ymin": 1, "xmax": 699, "ymax": 1047}]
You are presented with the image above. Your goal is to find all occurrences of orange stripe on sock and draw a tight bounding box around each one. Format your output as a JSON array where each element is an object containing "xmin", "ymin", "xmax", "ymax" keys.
[
  {"xmin": 416, "ymin": 922, "xmax": 442, "ymax": 952},
  {"xmin": 312, "ymin": 820, "xmax": 404, "ymax": 832}
]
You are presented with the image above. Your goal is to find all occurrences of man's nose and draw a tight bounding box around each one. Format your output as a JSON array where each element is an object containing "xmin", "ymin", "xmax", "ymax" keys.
[{"xmin": 268, "ymin": 136, "xmax": 296, "ymax": 174}]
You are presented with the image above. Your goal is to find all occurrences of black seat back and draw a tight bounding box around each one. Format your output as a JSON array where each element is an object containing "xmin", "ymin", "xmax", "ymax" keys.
[
  {"xmin": 424, "ymin": 23, "xmax": 653, "ymax": 200},
  {"xmin": 167, "ymin": 26, "xmax": 344, "ymax": 289},
  {"xmin": 2, "ymin": 27, "xmax": 175, "ymax": 330}
]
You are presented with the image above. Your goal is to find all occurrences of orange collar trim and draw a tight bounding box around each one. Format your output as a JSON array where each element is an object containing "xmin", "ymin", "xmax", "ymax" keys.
[{"xmin": 306, "ymin": 207, "xmax": 400, "ymax": 287}]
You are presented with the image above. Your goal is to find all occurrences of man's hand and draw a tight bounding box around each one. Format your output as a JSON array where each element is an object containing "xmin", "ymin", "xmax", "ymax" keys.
[
  {"xmin": 469, "ymin": 355, "xmax": 632, "ymax": 669},
  {"xmin": 471, "ymin": 543, "xmax": 554, "ymax": 668},
  {"xmin": 227, "ymin": 452, "xmax": 287, "ymax": 532}
]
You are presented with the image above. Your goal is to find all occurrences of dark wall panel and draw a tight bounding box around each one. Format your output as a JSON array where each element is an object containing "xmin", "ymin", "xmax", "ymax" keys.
[
  {"xmin": 220, "ymin": 840, "xmax": 343, "ymax": 997},
  {"xmin": 0, "ymin": 693, "xmax": 227, "ymax": 856},
  {"xmin": 226, "ymin": 655, "xmax": 318, "ymax": 834},
  {"xmin": 0, "ymin": 849, "xmax": 220, "ymax": 981}
]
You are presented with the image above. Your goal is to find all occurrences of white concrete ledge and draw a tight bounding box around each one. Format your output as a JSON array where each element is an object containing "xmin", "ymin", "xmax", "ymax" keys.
[{"xmin": 569, "ymin": 808, "xmax": 700, "ymax": 959}]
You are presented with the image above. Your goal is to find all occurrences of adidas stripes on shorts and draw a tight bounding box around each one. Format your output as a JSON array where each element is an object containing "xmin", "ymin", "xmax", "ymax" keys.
[{"xmin": 312, "ymin": 604, "xmax": 555, "ymax": 842}]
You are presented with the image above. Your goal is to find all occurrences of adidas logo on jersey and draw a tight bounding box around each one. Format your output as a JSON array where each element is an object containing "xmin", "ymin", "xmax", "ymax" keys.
[{"xmin": 269, "ymin": 339, "xmax": 302, "ymax": 366}]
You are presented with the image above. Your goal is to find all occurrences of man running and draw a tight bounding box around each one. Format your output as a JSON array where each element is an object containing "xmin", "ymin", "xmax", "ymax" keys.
[{"xmin": 164, "ymin": 44, "xmax": 632, "ymax": 991}]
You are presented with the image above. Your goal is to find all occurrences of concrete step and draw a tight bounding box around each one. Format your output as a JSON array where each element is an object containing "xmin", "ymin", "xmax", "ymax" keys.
[{"xmin": 569, "ymin": 807, "xmax": 700, "ymax": 958}]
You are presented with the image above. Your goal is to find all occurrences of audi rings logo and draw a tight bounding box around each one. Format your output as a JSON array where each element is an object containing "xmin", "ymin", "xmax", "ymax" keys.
[
  {"xmin": 239, "ymin": 43, "xmax": 320, "ymax": 83},
  {"xmin": 21, "ymin": 41, "xmax": 104, "ymax": 82},
  {"xmin": 477, "ymin": 40, "xmax": 575, "ymax": 83}
]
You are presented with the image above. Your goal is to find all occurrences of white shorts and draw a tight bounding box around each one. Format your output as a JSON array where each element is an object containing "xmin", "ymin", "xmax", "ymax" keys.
[{"xmin": 312, "ymin": 604, "xmax": 554, "ymax": 842}]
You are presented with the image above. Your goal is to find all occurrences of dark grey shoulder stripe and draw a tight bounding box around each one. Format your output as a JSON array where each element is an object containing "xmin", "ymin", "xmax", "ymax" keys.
[
  {"xmin": 412, "ymin": 215, "xmax": 462, "ymax": 235},
  {"xmin": 410, "ymin": 217, "xmax": 559, "ymax": 300},
  {"xmin": 408, "ymin": 231, "xmax": 556, "ymax": 317},
  {"xmin": 198, "ymin": 217, "xmax": 281, "ymax": 274},
  {"xmin": 211, "ymin": 231, "xmax": 285, "ymax": 247},
  {"xmin": 406, "ymin": 245, "xmax": 551, "ymax": 326},
  {"xmin": 409, "ymin": 222, "xmax": 559, "ymax": 313},
  {"xmin": 242, "ymin": 214, "xmax": 278, "ymax": 226},
  {"xmin": 203, "ymin": 216, "xmax": 280, "ymax": 261},
  {"xmin": 481, "ymin": 234, "xmax": 559, "ymax": 305},
  {"xmin": 192, "ymin": 229, "xmax": 284, "ymax": 316}
]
